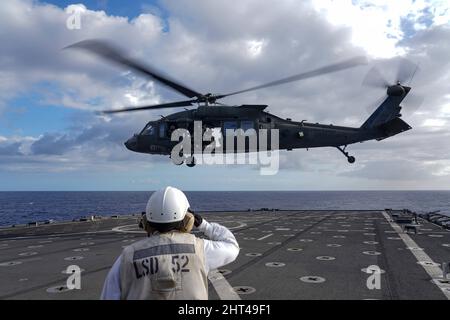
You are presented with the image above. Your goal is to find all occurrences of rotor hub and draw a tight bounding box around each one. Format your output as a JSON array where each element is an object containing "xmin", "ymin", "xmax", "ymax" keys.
[
  {"xmin": 386, "ymin": 84, "xmax": 411, "ymax": 97},
  {"xmin": 387, "ymin": 85, "xmax": 406, "ymax": 97},
  {"xmin": 199, "ymin": 93, "xmax": 219, "ymax": 106}
]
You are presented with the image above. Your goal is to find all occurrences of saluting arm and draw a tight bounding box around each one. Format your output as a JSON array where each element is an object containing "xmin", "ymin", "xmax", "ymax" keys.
[{"xmin": 197, "ymin": 218, "xmax": 240, "ymax": 272}]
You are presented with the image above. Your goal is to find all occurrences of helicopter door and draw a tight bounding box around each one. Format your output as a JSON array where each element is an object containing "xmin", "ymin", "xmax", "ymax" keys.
[
  {"xmin": 223, "ymin": 121, "xmax": 238, "ymax": 152},
  {"xmin": 241, "ymin": 120, "xmax": 254, "ymax": 131},
  {"xmin": 258, "ymin": 116, "xmax": 274, "ymax": 150},
  {"xmin": 258, "ymin": 116, "xmax": 274, "ymax": 129},
  {"xmin": 240, "ymin": 120, "xmax": 256, "ymax": 152}
]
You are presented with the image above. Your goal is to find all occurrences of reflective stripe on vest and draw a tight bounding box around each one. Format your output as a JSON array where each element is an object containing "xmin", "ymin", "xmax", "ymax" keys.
[{"xmin": 119, "ymin": 231, "xmax": 208, "ymax": 300}]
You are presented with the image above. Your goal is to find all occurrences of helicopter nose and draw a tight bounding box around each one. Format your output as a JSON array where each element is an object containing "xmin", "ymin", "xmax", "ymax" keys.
[{"xmin": 124, "ymin": 136, "xmax": 138, "ymax": 151}]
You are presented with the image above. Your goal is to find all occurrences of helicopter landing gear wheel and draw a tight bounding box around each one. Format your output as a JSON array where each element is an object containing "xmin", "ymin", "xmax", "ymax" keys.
[
  {"xmin": 336, "ymin": 146, "xmax": 356, "ymax": 164},
  {"xmin": 185, "ymin": 156, "xmax": 196, "ymax": 168}
]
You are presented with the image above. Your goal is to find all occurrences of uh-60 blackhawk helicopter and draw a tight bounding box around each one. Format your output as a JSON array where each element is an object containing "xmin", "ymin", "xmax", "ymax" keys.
[{"xmin": 67, "ymin": 40, "xmax": 419, "ymax": 167}]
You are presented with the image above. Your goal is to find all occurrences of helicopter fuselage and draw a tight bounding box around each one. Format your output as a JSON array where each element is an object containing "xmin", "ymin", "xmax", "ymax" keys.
[{"xmin": 124, "ymin": 104, "xmax": 383, "ymax": 156}]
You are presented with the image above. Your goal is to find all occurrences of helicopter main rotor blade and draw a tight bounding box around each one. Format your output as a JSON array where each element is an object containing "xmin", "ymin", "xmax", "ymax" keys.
[
  {"xmin": 215, "ymin": 56, "xmax": 368, "ymax": 99},
  {"xmin": 100, "ymin": 100, "xmax": 196, "ymax": 114},
  {"xmin": 65, "ymin": 39, "xmax": 204, "ymax": 99}
]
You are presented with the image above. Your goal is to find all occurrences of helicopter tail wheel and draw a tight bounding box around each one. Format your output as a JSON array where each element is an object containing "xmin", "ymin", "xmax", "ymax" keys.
[
  {"xmin": 336, "ymin": 146, "xmax": 356, "ymax": 164},
  {"xmin": 186, "ymin": 156, "xmax": 196, "ymax": 168}
]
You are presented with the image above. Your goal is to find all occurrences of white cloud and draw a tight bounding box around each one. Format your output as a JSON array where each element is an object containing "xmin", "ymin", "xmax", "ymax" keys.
[
  {"xmin": 0, "ymin": 0, "xmax": 450, "ymax": 189},
  {"xmin": 310, "ymin": 0, "xmax": 450, "ymax": 58},
  {"xmin": 247, "ymin": 39, "xmax": 267, "ymax": 57},
  {"xmin": 440, "ymin": 102, "xmax": 450, "ymax": 115},
  {"xmin": 422, "ymin": 118, "xmax": 446, "ymax": 127},
  {"xmin": 433, "ymin": 164, "xmax": 450, "ymax": 176}
]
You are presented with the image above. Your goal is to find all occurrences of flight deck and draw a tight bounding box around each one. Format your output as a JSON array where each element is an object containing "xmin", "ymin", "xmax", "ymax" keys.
[{"xmin": 0, "ymin": 210, "xmax": 449, "ymax": 300}]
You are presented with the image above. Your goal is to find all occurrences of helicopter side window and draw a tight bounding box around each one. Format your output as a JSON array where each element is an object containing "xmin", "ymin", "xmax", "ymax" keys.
[
  {"xmin": 142, "ymin": 124, "xmax": 155, "ymax": 136},
  {"xmin": 223, "ymin": 121, "xmax": 238, "ymax": 135},
  {"xmin": 241, "ymin": 120, "xmax": 254, "ymax": 131},
  {"xmin": 159, "ymin": 122, "xmax": 167, "ymax": 138}
]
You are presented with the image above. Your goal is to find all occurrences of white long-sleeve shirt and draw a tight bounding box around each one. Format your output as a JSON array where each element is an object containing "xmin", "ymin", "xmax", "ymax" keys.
[{"xmin": 100, "ymin": 219, "xmax": 239, "ymax": 299}]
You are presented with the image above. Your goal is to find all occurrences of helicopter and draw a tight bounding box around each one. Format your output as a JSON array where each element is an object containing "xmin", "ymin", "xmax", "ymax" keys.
[{"xmin": 66, "ymin": 40, "xmax": 419, "ymax": 167}]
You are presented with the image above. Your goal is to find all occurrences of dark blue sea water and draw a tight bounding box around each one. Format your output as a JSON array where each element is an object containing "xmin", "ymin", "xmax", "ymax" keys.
[{"xmin": 0, "ymin": 191, "xmax": 449, "ymax": 226}]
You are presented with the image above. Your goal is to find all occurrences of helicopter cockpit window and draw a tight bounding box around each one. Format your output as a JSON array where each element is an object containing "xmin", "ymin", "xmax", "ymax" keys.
[
  {"xmin": 142, "ymin": 124, "xmax": 155, "ymax": 136},
  {"xmin": 223, "ymin": 121, "xmax": 238, "ymax": 135}
]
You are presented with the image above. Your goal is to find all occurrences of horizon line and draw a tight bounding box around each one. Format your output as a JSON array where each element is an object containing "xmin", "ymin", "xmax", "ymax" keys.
[{"xmin": 1, "ymin": 189, "xmax": 449, "ymax": 192}]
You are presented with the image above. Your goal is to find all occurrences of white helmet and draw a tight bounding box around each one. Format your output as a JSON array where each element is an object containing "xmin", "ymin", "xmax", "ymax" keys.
[{"xmin": 146, "ymin": 186, "xmax": 190, "ymax": 224}]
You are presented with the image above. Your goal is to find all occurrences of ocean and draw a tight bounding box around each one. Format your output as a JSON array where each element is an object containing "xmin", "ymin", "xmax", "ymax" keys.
[{"xmin": 0, "ymin": 191, "xmax": 449, "ymax": 226}]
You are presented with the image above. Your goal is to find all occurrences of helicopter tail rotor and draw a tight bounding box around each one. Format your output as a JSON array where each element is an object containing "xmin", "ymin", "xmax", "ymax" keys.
[{"xmin": 362, "ymin": 58, "xmax": 424, "ymax": 116}]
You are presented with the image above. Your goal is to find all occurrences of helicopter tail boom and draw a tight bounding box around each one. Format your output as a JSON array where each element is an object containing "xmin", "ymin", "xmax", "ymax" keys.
[
  {"xmin": 360, "ymin": 85, "xmax": 412, "ymax": 139},
  {"xmin": 360, "ymin": 85, "xmax": 410, "ymax": 130},
  {"xmin": 359, "ymin": 84, "xmax": 413, "ymax": 140}
]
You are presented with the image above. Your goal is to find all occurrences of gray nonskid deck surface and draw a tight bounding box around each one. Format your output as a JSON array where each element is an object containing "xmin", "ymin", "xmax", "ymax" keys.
[{"xmin": 0, "ymin": 210, "xmax": 449, "ymax": 300}]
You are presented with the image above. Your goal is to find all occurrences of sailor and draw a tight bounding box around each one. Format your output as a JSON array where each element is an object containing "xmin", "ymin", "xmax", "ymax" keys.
[{"xmin": 101, "ymin": 186, "xmax": 239, "ymax": 300}]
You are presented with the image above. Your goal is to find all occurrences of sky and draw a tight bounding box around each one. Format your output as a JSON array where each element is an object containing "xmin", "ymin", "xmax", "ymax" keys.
[{"xmin": 0, "ymin": 0, "xmax": 450, "ymax": 191}]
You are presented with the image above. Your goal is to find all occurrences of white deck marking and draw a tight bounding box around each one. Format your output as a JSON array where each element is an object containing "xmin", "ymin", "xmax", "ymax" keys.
[
  {"xmin": 112, "ymin": 225, "xmax": 146, "ymax": 234},
  {"xmin": 382, "ymin": 211, "xmax": 450, "ymax": 299},
  {"xmin": 208, "ymin": 269, "xmax": 241, "ymax": 300},
  {"xmin": 2, "ymin": 229, "xmax": 113, "ymax": 240},
  {"xmin": 258, "ymin": 233, "xmax": 273, "ymax": 241},
  {"xmin": 322, "ymin": 229, "xmax": 372, "ymax": 232},
  {"xmin": 225, "ymin": 222, "xmax": 247, "ymax": 230}
]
